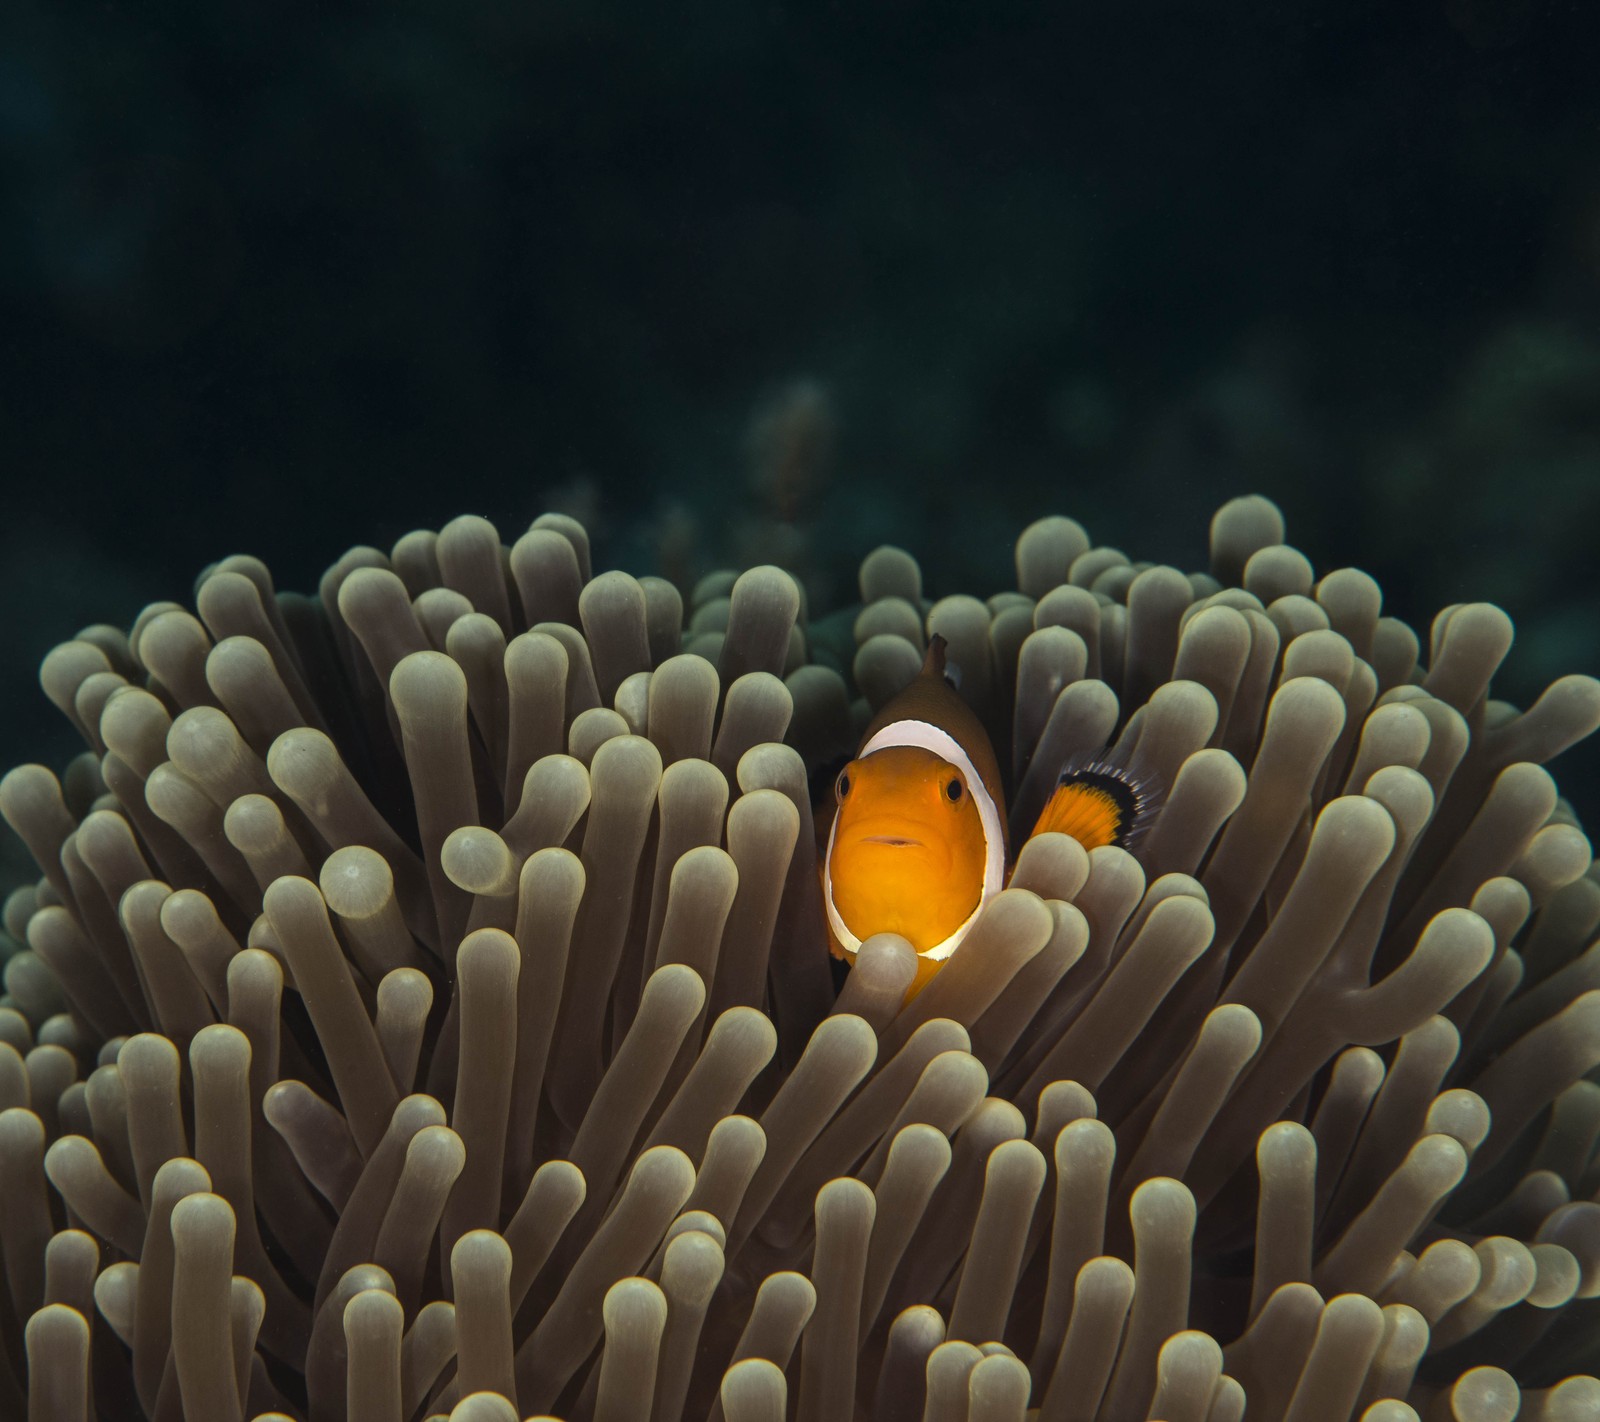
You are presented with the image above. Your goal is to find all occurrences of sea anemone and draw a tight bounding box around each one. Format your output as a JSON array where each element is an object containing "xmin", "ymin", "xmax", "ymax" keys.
[{"xmin": 2, "ymin": 497, "xmax": 1599, "ymax": 1422}]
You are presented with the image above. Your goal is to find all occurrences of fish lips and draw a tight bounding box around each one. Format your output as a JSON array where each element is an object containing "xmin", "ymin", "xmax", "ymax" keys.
[{"xmin": 841, "ymin": 824, "xmax": 952, "ymax": 871}]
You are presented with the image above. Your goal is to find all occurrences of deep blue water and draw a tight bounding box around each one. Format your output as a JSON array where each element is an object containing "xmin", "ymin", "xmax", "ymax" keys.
[{"xmin": 2, "ymin": 0, "xmax": 1597, "ymax": 839}]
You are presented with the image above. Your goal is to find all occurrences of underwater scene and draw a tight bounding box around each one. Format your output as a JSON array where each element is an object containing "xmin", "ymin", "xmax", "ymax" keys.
[{"xmin": 1, "ymin": 2, "xmax": 1599, "ymax": 1419}]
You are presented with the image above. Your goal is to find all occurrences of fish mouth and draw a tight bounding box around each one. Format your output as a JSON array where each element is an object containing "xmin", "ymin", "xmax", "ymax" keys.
[{"xmin": 859, "ymin": 835, "xmax": 922, "ymax": 848}]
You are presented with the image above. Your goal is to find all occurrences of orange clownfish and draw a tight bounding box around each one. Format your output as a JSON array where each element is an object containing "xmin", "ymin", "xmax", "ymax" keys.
[
  {"xmin": 822, "ymin": 634, "xmax": 1157, "ymax": 996},
  {"xmin": 822, "ymin": 635, "xmax": 1009, "ymax": 997}
]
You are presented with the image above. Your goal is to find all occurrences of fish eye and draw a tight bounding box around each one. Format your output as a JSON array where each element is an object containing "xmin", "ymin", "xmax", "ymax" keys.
[
  {"xmin": 836, "ymin": 770, "xmax": 851, "ymax": 800},
  {"xmin": 945, "ymin": 777, "xmax": 963, "ymax": 802}
]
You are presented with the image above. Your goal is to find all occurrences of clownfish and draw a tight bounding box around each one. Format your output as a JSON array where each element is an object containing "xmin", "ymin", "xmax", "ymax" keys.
[
  {"xmin": 822, "ymin": 636, "xmax": 1008, "ymax": 996},
  {"xmin": 822, "ymin": 634, "xmax": 1157, "ymax": 996}
]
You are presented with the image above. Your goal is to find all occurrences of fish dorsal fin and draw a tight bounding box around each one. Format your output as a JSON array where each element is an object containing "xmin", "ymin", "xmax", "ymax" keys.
[{"xmin": 927, "ymin": 634, "xmax": 962, "ymax": 691}]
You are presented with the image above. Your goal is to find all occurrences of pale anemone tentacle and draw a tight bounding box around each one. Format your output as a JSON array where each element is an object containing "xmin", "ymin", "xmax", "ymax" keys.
[{"xmin": 0, "ymin": 493, "xmax": 1596, "ymax": 1420}]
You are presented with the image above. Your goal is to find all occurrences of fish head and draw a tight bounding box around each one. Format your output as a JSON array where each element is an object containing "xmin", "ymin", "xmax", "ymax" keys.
[{"xmin": 824, "ymin": 744, "xmax": 988, "ymax": 952}]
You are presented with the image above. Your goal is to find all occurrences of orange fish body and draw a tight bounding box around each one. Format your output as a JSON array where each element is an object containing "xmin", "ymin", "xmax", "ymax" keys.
[
  {"xmin": 822, "ymin": 635, "xmax": 1158, "ymax": 998},
  {"xmin": 822, "ymin": 637, "xmax": 1008, "ymax": 996}
]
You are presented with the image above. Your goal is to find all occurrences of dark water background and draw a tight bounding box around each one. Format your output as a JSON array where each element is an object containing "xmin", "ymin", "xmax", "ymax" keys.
[{"xmin": 3, "ymin": 0, "xmax": 1598, "ymax": 860}]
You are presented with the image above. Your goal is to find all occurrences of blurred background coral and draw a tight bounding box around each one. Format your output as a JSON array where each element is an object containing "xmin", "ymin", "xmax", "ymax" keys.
[{"xmin": 2, "ymin": 0, "xmax": 1596, "ymax": 832}]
